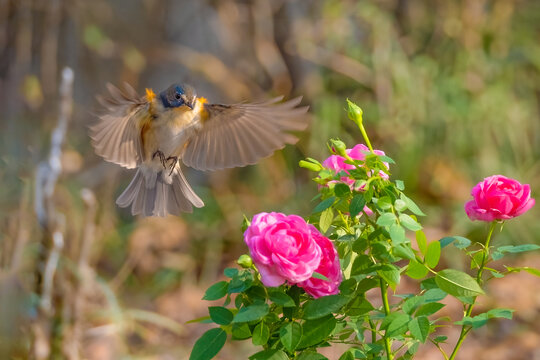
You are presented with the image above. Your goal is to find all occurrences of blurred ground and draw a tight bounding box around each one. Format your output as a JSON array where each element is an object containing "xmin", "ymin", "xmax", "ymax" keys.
[{"xmin": 0, "ymin": 0, "xmax": 539, "ymax": 359}]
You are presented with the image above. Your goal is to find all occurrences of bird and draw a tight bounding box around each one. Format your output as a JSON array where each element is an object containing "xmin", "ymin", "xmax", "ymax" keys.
[{"xmin": 89, "ymin": 82, "xmax": 309, "ymax": 217}]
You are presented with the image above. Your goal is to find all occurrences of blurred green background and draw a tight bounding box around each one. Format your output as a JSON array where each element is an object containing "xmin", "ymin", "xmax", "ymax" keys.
[{"xmin": 1, "ymin": 0, "xmax": 539, "ymax": 359}]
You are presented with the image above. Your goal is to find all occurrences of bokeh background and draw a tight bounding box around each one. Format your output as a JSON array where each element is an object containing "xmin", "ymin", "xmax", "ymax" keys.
[{"xmin": 1, "ymin": 0, "xmax": 539, "ymax": 359}]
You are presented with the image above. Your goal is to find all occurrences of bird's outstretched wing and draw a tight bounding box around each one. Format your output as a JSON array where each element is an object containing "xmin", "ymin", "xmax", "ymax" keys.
[
  {"xmin": 89, "ymin": 83, "xmax": 146, "ymax": 169},
  {"xmin": 182, "ymin": 97, "xmax": 309, "ymax": 171}
]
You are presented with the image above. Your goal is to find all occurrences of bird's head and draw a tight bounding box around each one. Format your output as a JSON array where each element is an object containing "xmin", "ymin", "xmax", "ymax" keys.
[{"xmin": 159, "ymin": 83, "xmax": 197, "ymax": 110}]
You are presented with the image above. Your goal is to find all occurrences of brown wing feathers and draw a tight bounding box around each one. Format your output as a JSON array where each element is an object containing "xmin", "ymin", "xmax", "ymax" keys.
[
  {"xmin": 181, "ymin": 97, "xmax": 309, "ymax": 171},
  {"xmin": 89, "ymin": 83, "xmax": 145, "ymax": 169}
]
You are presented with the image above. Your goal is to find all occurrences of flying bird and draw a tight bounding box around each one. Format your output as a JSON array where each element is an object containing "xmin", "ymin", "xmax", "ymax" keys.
[{"xmin": 89, "ymin": 83, "xmax": 309, "ymax": 217}]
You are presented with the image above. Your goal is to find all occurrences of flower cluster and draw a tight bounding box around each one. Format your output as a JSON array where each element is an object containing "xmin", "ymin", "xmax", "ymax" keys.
[
  {"xmin": 244, "ymin": 212, "xmax": 342, "ymax": 298},
  {"xmin": 322, "ymin": 144, "xmax": 389, "ymax": 191},
  {"xmin": 465, "ymin": 175, "xmax": 535, "ymax": 222}
]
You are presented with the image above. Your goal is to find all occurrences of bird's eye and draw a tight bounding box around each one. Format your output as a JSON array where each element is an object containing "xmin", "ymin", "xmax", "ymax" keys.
[{"xmin": 175, "ymin": 93, "xmax": 181, "ymax": 100}]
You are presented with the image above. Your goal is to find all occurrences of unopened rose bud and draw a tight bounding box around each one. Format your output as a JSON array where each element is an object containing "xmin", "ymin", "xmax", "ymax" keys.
[
  {"xmin": 347, "ymin": 99, "xmax": 363, "ymax": 126},
  {"xmin": 237, "ymin": 254, "xmax": 253, "ymax": 268},
  {"xmin": 299, "ymin": 160, "xmax": 322, "ymax": 172},
  {"xmin": 329, "ymin": 139, "xmax": 347, "ymax": 157}
]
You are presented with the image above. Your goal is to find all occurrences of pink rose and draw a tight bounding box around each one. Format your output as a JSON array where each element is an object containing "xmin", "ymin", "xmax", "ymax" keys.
[
  {"xmin": 347, "ymin": 144, "xmax": 389, "ymax": 180},
  {"xmin": 298, "ymin": 225, "xmax": 343, "ymax": 298},
  {"xmin": 465, "ymin": 175, "xmax": 535, "ymax": 222},
  {"xmin": 322, "ymin": 144, "xmax": 390, "ymax": 191},
  {"xmin": 322, "ymin": 155, "xmax": 355, "ymax": 187},
  {"xmin": 244, "ymin": 212, "xmax": 322, "ymax": 287}
]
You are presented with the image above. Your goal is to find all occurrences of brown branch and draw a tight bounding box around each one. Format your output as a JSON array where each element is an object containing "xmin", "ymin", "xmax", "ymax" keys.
[{"xmin": 32, "ymin": 67, "xmax": 74, "ymax": 360}]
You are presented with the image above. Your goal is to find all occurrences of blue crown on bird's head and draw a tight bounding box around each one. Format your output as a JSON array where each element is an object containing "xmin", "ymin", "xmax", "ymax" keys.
[{"xmin": 159, "ymin": 83, "xmax": 197, "ymax": 109}]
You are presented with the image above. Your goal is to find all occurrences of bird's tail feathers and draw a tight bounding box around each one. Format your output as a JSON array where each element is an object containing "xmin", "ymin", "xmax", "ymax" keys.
[{"xmin": 116, "ymin": 168, "xmax": 204, "ymax": 217}]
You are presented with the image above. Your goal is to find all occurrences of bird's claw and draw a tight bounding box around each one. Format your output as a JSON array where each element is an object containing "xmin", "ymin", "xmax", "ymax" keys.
[
  {"xmin": 152, "ymin": 150, "xmax": 167, "ymax": 168},
  {"xmin": 166, "ymin": 156, "xmax": 178, "ymax": 176}
]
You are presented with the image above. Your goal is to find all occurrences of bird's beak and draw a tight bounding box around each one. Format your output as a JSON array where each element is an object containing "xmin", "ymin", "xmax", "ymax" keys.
[{"xmin": 187, "ymin": 99, "xmax": 196, "ymax": 110}]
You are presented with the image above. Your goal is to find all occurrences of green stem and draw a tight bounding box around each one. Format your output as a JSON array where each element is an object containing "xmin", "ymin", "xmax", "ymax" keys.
[
  {"xmin": 357, "ymin": 119, "xmax": 374, "ymax": 153},
  {"xmin": 448, "ymin": 221, "xmax": 497, "ymax": 360},
  {"xmin": 379, "ymin": 278, "xmax": 393, "ymax": 360},
  {"xmin": 476, "ymin": 222, "xmax": 497, "ymax": 284}
]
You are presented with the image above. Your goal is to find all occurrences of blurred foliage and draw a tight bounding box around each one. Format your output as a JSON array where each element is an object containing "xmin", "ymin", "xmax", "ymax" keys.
[{"xmin": 0, "ymin": 0, "xmax": 539, "ymax": 359}]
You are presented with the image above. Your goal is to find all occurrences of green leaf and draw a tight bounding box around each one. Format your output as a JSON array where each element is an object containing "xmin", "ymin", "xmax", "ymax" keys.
[
  {"xmin": 298, "ymin": 315, "xmax": 337, "ymax": 348},
  {"xmin": 435, "ymin": 269, "xmax": 484, "ymax": 297},
  {"xmin": 394, "ymin": 199, "xmax": 407, "ymax": 212},
  {"xmin": 399, "ymin": 214, "xmax": 423, "ymax": 231},
  {"xmin": 377, "ymin": 196, "xmax": 393, "ymax": 210},
  {"xmin": 334, "ymin": 183, "xmax": 351, "ymax": 198},
  {"xmin": 312, "ymin": 271, "xmax": 330, "ymax": 282},
  {"xmin": 506, "ymin": 266, "xmax": 540, "ymax": 277},
  {"xmin": 232, "ymin": 322, "xmax": 252, "ymax": 339},
  {"xmin": 349, "ymin": 194, "xmax": 366, "ymax": 218},
  {"xmin": 469, "ymin": 251, "xmax": 483, "ymax": 270},
  {"xmin": 377, "ymin": 264, "xmax": 400, "ymax": 290},
  {"xmin": 229, "ymin": 270, "xmax": 254, "ymax": 293},
  {"xmin": 389, "ymin": 224, "xmax": 407, "ymax": 245},
  {"xmin": 190, "ymin": 328, "xmax": 227, "ymax": 360},
  {"xmin": 415, "ymin": 302, "xmax": 445, "ymax": 317},
  {"xmin": 268, "ymin": 290, "xmax": 295, "ymax": 307},
  {"xmin": 314, "ymin": 197, "xmax": 336, "ymax": 213},
  {"xmin": 422, "ymin": 288, "xmax": 447, "ymax": 303},
  {"xmin": 208, "ymin": 307, "xmax": 233, "ymax": 325},
  {"xmin": 297, "ymin": 352, "xmax": 328, "ymax": 360},
  {"xmin": 434, "ymin": 335, "xmax": 447, "ymax": 343},
  {"xmin": 400, "ymin": 193, "xmax": 426, "ymax": 216},
  {"xmin": 439, "ymin": 236, "xmax": 471, "ymax": 249},
  {"xmin": 252, "ymin": 322, "xmax": 270, "ymax": 346},
  {"xmin": 224, "ymin": 268, "xmax": 238, "ymax": 278},
  {"xmin": 492, "ymin": 244, "xmax": 540, "ymax": 260},
  {"xmin": 233, "ymin": 304, "xmax": 269, "ymax": 323},
  {"xmin": 402, "ymin": 296, "xmax": 423, "ymax": 315},
  {"xmin": 381, "ymin": 312, "xmax": 410, "ymax": 337},
  {"xmin": 376, "ymin": 213, "xmax": 397, "ymax": 227},
  {"xmin": 339, "ymin": 350, "xmax": 355, "ymax": 360},
  {"xmin": 416, "ymin": 231, "xmax": 428, "ymax": 256},
  {"xmin": 394, "ymin": 244, "xmax": 416, "ymax": 261},
  {"xmin": 455, "ymin": 314, "xmax": 488, "ymax": 329},
  {"xmin": 303, "ymin": 295, "xmax": 349, "ymax": 320},
  {"xmin": 249, "ymin": 349, "xmax": 289, "ymax": 360},
  {"xmin": 347, "ymin": 297, "xmax": 374, "ymax": 316},
  {"xmin": 487, "ymin": 308, "xmax": 514, "ymax": 320},
  {"xmin": 408, "ymin": 342, "xmax": 420, "ymax": 355},
  {"xmin": 408, "ymin": 316, "xmax": 430, "ymax": 343},
  {"xmin": 186, "ymin": 316, "xmax": 211, "ymax": 324},
  {"xmin": 351, "ymin": 254, "xmax": 374, "ymax": 275},
  {"xmin": 280, "ymin": 322, "xmax": 302, "ymax": 352},
  {"xmin": 425, "ymin": 241, "xmax": 441, "ymax": 269},
  {"xmin": 203, "ymin": 281, "xmax": 229, "ymax": 301},
  {"xmin": 319, "ymin": 208, "xmax": 334, "ymax": 232},
  {"xmin": 377, "ymin": 154, "xmax": 395, "ymax": 164},
  {"xmin": 356, "ymin": 278, "xmax": 380, "ymax": 293},
  {"xmin": 395, "ymin": 180, "xmax": 405, "ymax": 190},
  {"xmin": 407, "ymin": 260, "xmax": 429, "ymax": 279}
]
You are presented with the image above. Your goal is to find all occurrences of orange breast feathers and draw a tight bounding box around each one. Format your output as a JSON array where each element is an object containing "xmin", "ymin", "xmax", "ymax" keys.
[{"xmin": 198, "ymin": 97, "xmax": 209, "ymax": 122}]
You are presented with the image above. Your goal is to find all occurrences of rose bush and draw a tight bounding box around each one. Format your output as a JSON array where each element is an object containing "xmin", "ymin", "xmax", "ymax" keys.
[
  {"xmin": 465, "ymin": 175, "xmax": 535, "ymax": 222},
  {"xmin": 192, "ymin": 100, "xmax": 538, "ymax": 360}
]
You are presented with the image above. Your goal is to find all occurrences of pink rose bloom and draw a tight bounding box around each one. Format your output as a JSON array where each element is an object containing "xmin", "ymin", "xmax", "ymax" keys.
[
  {"xmin": 322, "ymin": 155, "xmax": 355, "ymax": 187},
  {"xmin": 244, "ymin": 212, "xmax": 322, "ymax": 287},
  {"xmin": 465, "ymin": 175, "xmax": 535, "ymax": 222},
  {"xmin": 298, "ymin": 226, "xmax": 342, "ymax": 298},
  {"xmin": 347, "ymin": 144, "xmax": 389, "ymax": 180},
  {"xmin": 322, "ymin": 144, "xmax": 390, "ymax": 191}
]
